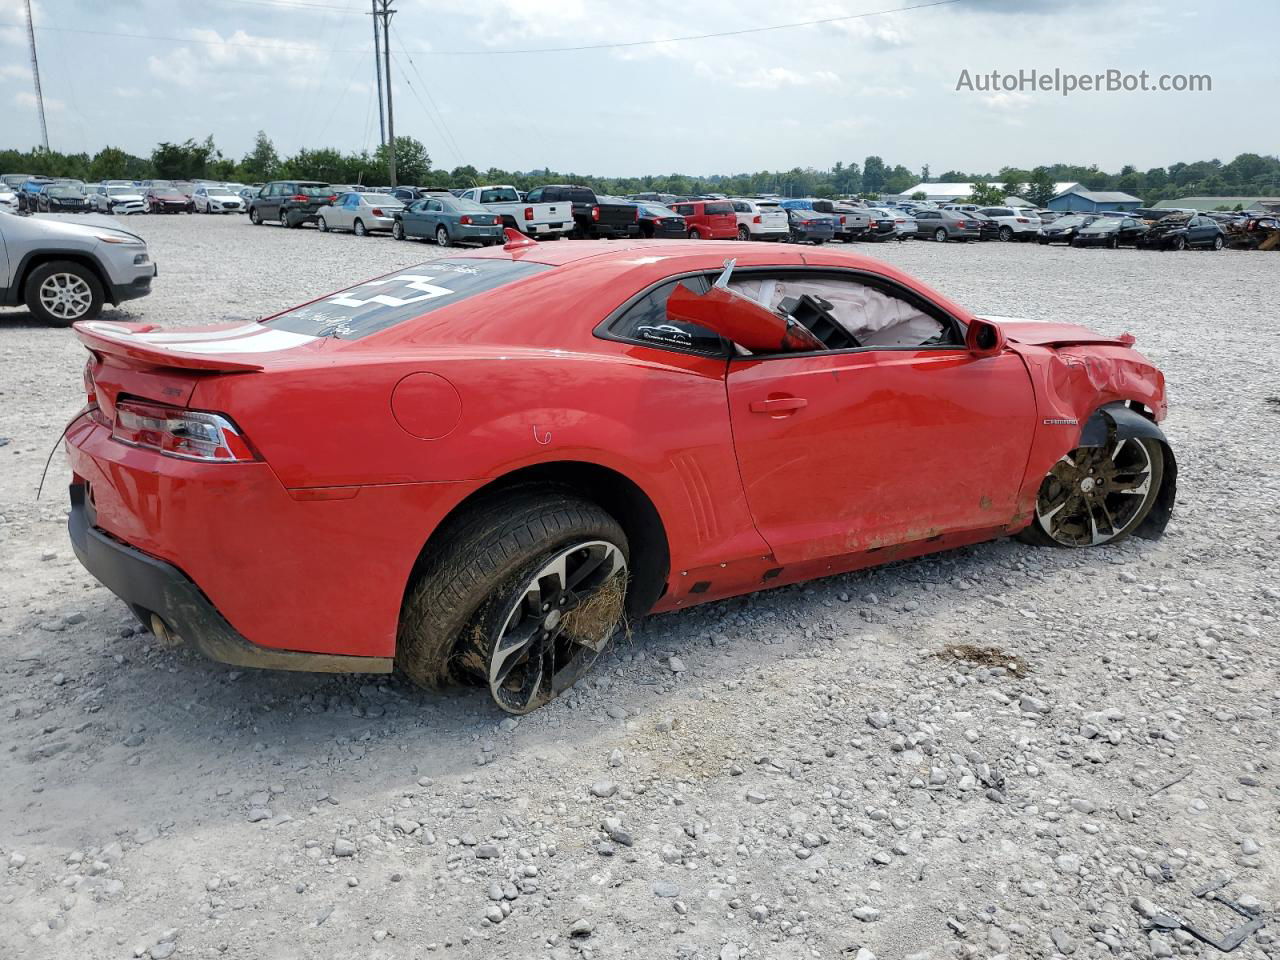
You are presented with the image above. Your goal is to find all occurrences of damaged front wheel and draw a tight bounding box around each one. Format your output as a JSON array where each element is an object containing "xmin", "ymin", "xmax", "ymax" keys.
[{"xmin": 1021, "ymin": 436, "xmax": 1165, "ymax": 548}]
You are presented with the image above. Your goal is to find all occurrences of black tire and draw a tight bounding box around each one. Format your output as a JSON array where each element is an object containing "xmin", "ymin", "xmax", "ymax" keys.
[
  {"xmin": 249, "ymin": 207, "xmax": 262, "ymax": 225},
  {"xmin": 999, "ymin": 226, "xmax": 1013, "ymax": 242},
  {"xmin": 23, "ymin": 260, "xmax": 105, "ymax": 327},
  {"xmin": 317, "ymin": 215, "xmax": 329, "ymax": 233},
  {"xmin": 1019, "ymin": 436, "xmax": 1165, "ymax": 548},
  {"xmin": 737, "ymin": 225, "xmax": 750, "ymax": 241},
  {"xmin": 1109, "ymin": 237, "xmax": 1119, "ymax": 250},
  {"xmin": 281, "ymin": 211, "xmax": 295, "ymax": 228},
  {"xmin": 397, "ymin": 490, "xmax": 629, "ymax": 708},
  {"xmin": 812, "ymin": 238, "xmax": 825, "ymax": 245},
  {"xmin": 1172, "ymin": 236, "xmax": 1185, "ymax": 251},
  {"xmin": 392, "ymin": 220, "xmax": 405, "ymax": 241},
  {"xmin": 1212, "ymin": 235, "xmax": 1224, "ymax": 250},
  {"xmin": 435, "ymin": 225, "xmax": 450, "ymax": 247},
  {"xmin": 688, "ymin": 228, "xmax": 701, "ymax": 240},
  {"xmin": 353, "ymin": 218, "xmax": 367, "ymax": 237},
  {"xmin": 934, "ymin": 228, "xmax": 948, "ymax": 242}
]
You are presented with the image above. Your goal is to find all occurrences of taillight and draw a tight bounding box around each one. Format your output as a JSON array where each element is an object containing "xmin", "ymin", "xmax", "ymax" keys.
[
  {"xmin": 328, "ymin": 194, "xmax": 337, "ymax": 203},
  {"xmin": 752, "ymin": 215, "xmax": 761, "ymax": 224},
  {"xmin": 591, "ymin": 205, "xmax": 600, "ymax": 222},
  {"xmin": 111, "ymin": 400, "xmax": 258, "ymax": 463},
  {"xmin": 292, "ymin": 194, "xmax": 309, "ymax": 202},
  {"xmin": 803, "ymin": 220, "xmax": 813, "ymax": 226},
  {"xmin": 869, "ymin": 219, "xmax": 878, "ymax": 226},
  {"xmin": 523, "ymin": 206, "xmax": 533, "ymax": 221},
  {"xmin": 956, "ymin": 220, "xmax": 967, "ymax": 227},
  {"xmin": 371, "ymin": 208, "xmax": 384, "ymax": 217},
  {"xmin": 460, "ymin": 214, "xmax": 473, "ymax": 225},
  {"xmin": 634, "ymin": 207, "xmax": 639, "ymax": 221},
  {"xmin": 840, "ymin": 215, "xmax": 847, "ymax": 224},
  {"xmin": 1016, "ymin": 217, "xmax": 1029, "ymax": 223}
]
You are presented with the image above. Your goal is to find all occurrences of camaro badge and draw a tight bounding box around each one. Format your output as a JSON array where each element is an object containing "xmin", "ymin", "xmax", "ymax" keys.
[{"xmin": 1043, "ymin": 418, "xmax": 1079, "ymax": 425}]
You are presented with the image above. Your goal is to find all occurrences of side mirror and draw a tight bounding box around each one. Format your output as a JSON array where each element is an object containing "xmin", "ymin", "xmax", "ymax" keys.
[{"xmin": 965, "ymin": 317, "xmax": 1005, "ymax": 357}]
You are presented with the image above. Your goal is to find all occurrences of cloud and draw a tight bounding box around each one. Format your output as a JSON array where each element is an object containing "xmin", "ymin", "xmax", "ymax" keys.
[
  {"xmin": 694, "ymin": 61, "xmax": 841, "ymax": 90},
  {"xmin": 15, "ymin": 90, "xmax": 64, "ymax": 112}
]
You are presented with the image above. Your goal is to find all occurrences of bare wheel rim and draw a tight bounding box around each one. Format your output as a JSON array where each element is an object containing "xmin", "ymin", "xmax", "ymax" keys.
[
  {"xmin": 436, "ymin": 226, "xmax": 448, "ymax": 246},
  {"xmin": 1034, "ymin": 437, "xmax": 1155, "ymax": 546},
  {"xmin": 38, "ymin": 273, "xmax": 94, "ymax": 320},
  {"xmin": 486, "ymin": 540, "xmax": 627, "ymax": 714}
]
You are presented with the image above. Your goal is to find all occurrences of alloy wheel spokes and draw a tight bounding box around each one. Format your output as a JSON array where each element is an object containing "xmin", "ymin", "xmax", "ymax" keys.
[
  {"xmin": 1037, "ymin": 435, "xmax": 1154, "ymax": 546},
  {"xmin": 487, "ymin": 541, "xmax": 626, "ymax": 713}
]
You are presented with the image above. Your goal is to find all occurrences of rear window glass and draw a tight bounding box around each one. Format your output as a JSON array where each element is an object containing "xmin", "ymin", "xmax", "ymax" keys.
[
  {"xmin": 705, "ymin": 202, "xmax": 733, "ymax": 214},
  {"xmin": 607, "ymin": 277, "xmax": 725, "ymax": 355},
  {"xmin": 480, "ymin": 188, "xmax": 519, "ymax": 203},
  {"xmin": 262, "ymin": 260, "xmax": 552, "ymax": 340},
  {"xmin": 298, "ymin": 184, "xmax": 332, "ymax": 197},
  {"xmin": 566, "ymin": 188, "xmax": 595, "ymax": 202}
]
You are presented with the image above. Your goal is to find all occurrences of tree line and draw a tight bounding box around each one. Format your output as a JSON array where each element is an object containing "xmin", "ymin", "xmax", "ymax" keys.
[{"xmin": 2, "ymin": 132, "xmax": 1276, "ymax": 206}]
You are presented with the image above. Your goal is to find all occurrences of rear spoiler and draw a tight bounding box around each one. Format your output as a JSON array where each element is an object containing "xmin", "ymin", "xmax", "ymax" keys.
[{"xmin": 73, "ymin": 321, "xmax": 266, "ymax": 372}]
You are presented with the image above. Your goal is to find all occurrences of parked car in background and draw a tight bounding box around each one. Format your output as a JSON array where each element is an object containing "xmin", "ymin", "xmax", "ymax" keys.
[
  {"xmin": 1136, "ymin": 214, "xmax": 1226, "ymax": 251},
  {"xmin": 1071, "ymin": 217, "xmax": 1148, "ymax": 248},
  {"xmin": 633, "ymin": 203, "xmax": 687, "ymax": 239},
  {"xmin": 725, "ymin": 198, "xmax": 789, "ymax": 241},
  {"xmin": 524, "ymin": 185, "xmax": 636, "ymax": 239},
  {"xmin": 1034, "ymin": 209, "xmax": 1061, "ymax": 223},
  {"xmin": 784, "ymin": 207, "xmax": 836, "ymax": 244},
  {"xmin": 248, "ymin": 181, "xmax": 333, "ymax": 228},
  {"xmin": 457, "ymin": 185, "xmax": 573, "ymax": 239},
  {"xmin": 238, "ymin": 186, "xmax": 260, "ymax": 206},
  {"xmin": 1036, "ymin": 214, "xmax": 1097, "ymax": 245},
  {"xmin": 193, "ymin": 184, "xmax": 245, "ymax": 214},
  {"xmin": 0, "ymin": 185, "xmax": 18, "ymax": 213},
  {"xmin": 392, "ymin": 194, "xmax": 502, "ymax": 246},
  {"xmin": 627, "ymin": 191, "xmax": 678, "ymax": 206},
  {"xmin": 18, "ymin": 177, "xmax": 53, "ymax": 212},
  {"xmin": 669, "ymin": 200, "xmax": 737, "ymax": 240},
  {"xmin": 976, "ymin": 207, "xmax": 1040, "ymax": 241},
  {"xmin": 864, "ymin": 207, "xmax": 915, "ymax": 240},
  {"xmin": 146, "ymin": 185, "xmax": 194, "ymax": 214},
  {"xmin": 913, "ymin": 208, "xmax": 980, "ymax": 242},
  {"xmin": 39, "ymin": 181, "xmax": 91, "ymax": 213},
  {"xmin": 968, "ymin": 211, "xmax": 1002, "ymax": 242},
  {"xmin": 0, "ymin": 212, "xmax": 155, "ymax": 324},
  {"xmin": 92, "ymin": 185, "xmax": 146, "ymax": 216},
  {"xmin": 171, "ymin": 181, "xmax": 196, "ymax": 202},
  {"xmin": 317, "ymin": 192, "xmax": 404, "ymax": 236},
  {"xmin": 1, "ymin": 173, "xmax": 34, "ymax": 191}
]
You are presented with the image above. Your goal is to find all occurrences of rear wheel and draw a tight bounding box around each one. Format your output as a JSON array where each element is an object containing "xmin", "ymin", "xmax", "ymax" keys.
[
  {"xmin": 737, "ymin": 225, "xmax": 750, "ymax": 241},
  {"xmin": 1211, "ymin": 235, "xmax": 1224, "ymax": 250},
  {"xmin": 1109, "ymin": 237, "xmax": 1119, "ymax": 249},
  {"xmin": 24, "ymin": 260, "xmax": 104, "ymax": 327},
  {"xmin": 397, "ymin": 492, "xmax": 630, "ymax": 714},
  {"xmin": 317, "ymin": 216, "xmax": 329, "ymax": 233},
  {"xmin": 249, "ymin": 207, "xmax": 262, "ymax": 225},
  {"xmin": 392, "ymin": 220, "xmax": 405, "ymax": 241},
  {"xmin": 999, "ymin": 226, "xmax": 1013, "ymax": 242},
  {"xmin": 1020, "ymin": 436, "xmax": 1164, "ymax": 548},
  {"xmin": 353, "ymin": 218, "xmax": 367, "ymax": 237},
  {"xmin": 934, "ymin": 228, "xmax": 948, "ymax": 242},
  {"xmin": 435, "ymin": 225, "xmax": 450, "ymax": 247}
]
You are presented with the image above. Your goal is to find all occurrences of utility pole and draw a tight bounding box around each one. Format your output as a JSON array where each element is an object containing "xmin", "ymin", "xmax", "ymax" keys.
[
  {"xmin": 370, "ymin": 0, "xmax": 385, "ymax": 149},
  {"xmin": 24, "ymin": 0, "xmax": 49, "ymax": 151},
  {"xmin": 372, "ymin": 0, "xmax": 397, "ymax": 187}
]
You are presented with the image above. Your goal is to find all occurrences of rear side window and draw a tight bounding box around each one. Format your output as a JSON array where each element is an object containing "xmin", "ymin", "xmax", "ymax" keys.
[
  {"xmin": 262, "ymin": 260, "xmax": 553, "ymax": 340},
  {"xmin": 705, "ymin": 202, "xmax": 733, "ymax": 215},
  {"xmin": 606, "ymin": 276, "xmax": 725, "ymax": 355},
  {"xmin": 566, "ymin": 188, "xmax": 595, "ymax": 203}
]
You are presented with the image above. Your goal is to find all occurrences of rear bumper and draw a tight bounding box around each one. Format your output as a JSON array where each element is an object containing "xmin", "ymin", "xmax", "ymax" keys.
[
  {"xmin": 68, "ymin": 483, "xmax": 392, "ymax": 674},
  {"xmin": 525, "ymin": 222, "xmax": 569, "ymax": 235},
  {"xmin": 64, "ymin": 414, "xmax": 482, "ymax": 665}
]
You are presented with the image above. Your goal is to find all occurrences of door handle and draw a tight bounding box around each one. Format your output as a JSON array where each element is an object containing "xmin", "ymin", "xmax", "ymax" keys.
[{"xmin": 749, "ymin": 397, "xmax": 807, "ymax": 414}]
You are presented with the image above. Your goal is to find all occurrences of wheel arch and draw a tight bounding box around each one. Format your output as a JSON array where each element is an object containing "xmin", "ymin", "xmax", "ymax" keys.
[
  {"xmin": 402, "ymin": 459, "xmax": 671, "ymax": 620},
  {"xmin": 14, "ymin": 251, "xmax": 113, "ymax": 306},
  {"xmin": 1078, "ymin": 401, "xmax": 1177, "ymax": 540}
]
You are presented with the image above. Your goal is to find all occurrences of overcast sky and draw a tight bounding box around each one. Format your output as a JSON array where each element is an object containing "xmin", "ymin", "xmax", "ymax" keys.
[{"xmin": 0, "ymin": 0, "xmax": 1271, "ymax": 176}]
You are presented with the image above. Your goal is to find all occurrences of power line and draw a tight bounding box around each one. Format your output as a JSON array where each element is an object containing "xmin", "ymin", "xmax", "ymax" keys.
[
  {"xmin": 0, "ymin": 1, "xmax": 963, "ymax": 57},
  {"xmin": 390, "ymin": 56, "xmax": 461, "ymax": 169},
  {"xmin": 391, "ymin": 25, "xmax": 465, "ymax": 166}
]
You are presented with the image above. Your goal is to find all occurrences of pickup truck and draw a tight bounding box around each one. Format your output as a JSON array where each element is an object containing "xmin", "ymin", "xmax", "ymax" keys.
[
  {"xmin": 524, "ymin": 184, "xmax": 637, "ymax": 239},
  {"xmin": 456, "ymin": 185, "xmax": 573, "ymax": 239}
]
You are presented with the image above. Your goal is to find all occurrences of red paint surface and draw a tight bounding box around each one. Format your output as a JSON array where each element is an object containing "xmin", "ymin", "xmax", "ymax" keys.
[{"xmin": 66, "ymin": 240, "xmax": 1168, "ymax": 659}]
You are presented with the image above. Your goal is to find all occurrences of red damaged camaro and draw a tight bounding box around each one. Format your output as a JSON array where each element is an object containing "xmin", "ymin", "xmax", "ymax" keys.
[{"xmin": 65, "ymin": 231, "xmax": 1176, "ymax": 713}]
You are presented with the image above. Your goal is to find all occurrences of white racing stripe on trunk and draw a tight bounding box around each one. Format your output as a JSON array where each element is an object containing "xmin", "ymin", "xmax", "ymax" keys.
[{"xmin": 132, "ymin": 324, "xmax": 265, "ymax": 343}]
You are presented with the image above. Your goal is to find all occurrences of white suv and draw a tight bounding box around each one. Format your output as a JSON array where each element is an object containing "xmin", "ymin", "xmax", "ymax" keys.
[
  {"xmin": 976, "ymin": 206, "xmax": 1041, "ymax": 241},
  {"xmin": 727, "ymin": 198, "xmax": 789, "ymax": 241}
]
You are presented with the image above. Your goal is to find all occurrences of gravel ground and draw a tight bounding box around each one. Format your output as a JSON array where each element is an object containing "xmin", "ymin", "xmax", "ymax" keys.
[{"xmin": 1, "ymin": 216, "xmax": 1277, "ymax": 960}]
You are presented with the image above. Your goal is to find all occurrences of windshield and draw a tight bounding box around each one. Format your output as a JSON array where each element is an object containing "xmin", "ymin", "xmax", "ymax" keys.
[
  {"xmin": 49, "ymin": 185, "xmax": 85, "ymax": 197},
  {"xmin": 480, "ymin": 188, "xmax": 519, "ymax": 203},
  {"xmin": 262, "ymin": 260, "xmax": 552, "ymax": 340},
  {"xmin": 1087, "ymin": 219, "xmax": 1119, "ymax": 231},
  {"xmin": 643, "ymin": 205, "xmax": 678, "ymax": 217},
  {"xmin": 1053, "ymin": 216, "xmax": 1089, "ymax": 227},
  {"xmin": 107, "ymin": 187, "xmax": 136, "ymax": 195},
  {"xmin": 361, "ymin": 193, "xmax": 401, "ymax": 205}
]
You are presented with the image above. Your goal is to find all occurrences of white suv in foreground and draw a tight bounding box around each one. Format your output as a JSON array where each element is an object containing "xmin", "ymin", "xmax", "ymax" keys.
[
  {"xmin": 976, "ymin": 206, "xmax": 1042, "ymax": 241},
  {"xmin": 728, "ymin": 198, "xmax": 789, "ymax": 241}
]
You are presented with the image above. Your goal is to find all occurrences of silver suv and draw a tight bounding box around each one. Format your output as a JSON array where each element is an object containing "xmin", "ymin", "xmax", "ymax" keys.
[{"xmin": 0, "ymin": 213, "xmax": 156, "ymax": 325}]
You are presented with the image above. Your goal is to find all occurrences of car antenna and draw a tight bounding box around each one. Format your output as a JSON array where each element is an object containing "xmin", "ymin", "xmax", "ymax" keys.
[
  {"xmin": 714, "ymin": 258, "xmax": 737, "ymax": 288},
  {"xmin": 503, "ymin": 227, "xmax": 536, "ymax": 251}
]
